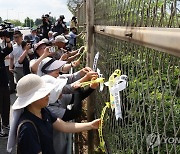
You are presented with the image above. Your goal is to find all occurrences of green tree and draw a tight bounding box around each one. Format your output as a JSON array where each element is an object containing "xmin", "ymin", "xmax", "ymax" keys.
[
  {"xmin": 35, "ymin": 18, "xmax": 42, "ymax": 27},
  {"xmin": 23, "ymin": 17, "xmax": 34, "ymax": 27},
  {"xmin": 0, "ymin": 17, "xmax": 2, "ymax": 23},
  {"xmin": 8, "ymin": 19, "xmax": 22, "ymax": 26}
]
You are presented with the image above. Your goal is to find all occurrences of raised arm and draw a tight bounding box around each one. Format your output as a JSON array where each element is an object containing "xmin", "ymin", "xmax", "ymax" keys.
[
  {"xmin": 18, "ymin": 44, "xmax": 31, "ymax": 64},
  {"xmin": 30, "ymin": 47, "xmax": 51, "ymax": 74}
]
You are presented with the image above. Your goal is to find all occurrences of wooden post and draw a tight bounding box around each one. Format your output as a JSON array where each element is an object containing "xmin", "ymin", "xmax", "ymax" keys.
[{"xmin": 86, "ymin": 0, "xmax": 95, "ymax": 154}]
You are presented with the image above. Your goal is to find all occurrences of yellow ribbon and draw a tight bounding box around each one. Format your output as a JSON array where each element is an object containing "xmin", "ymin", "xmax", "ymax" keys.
[
  {"xmin": 80, "ymin": 77, "xmax": 105, "ymax": 88},
  {"xmin": 80, "ymin": 33, "xmax": 86, "ymax": 39},
  {"xmin": 107, "ymin": 69, "xmax": 121, "ymax": 110},
  {"xmin": 98, "ymin": 102, "xmax": 110, "ymax": 152},
  {"xmin": 77, "ymin": 46, "xmax": 87, "ymax": 61},
  {"xmin": 97, "ymin": 69, "xmax": 121, "ymax": 152}
]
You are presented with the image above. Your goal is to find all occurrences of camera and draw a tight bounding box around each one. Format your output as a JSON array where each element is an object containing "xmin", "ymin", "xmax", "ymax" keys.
[
  {"xmin": 0, "ymin": 21, "xmax": 14, "ymax": 38},
  {"xmin": 28, "ymin": 40, "xmax": 34, "ymax": 49},
  {"xmin": 49, "ymin": 46, "xmax": 58, "ymax": 53}
]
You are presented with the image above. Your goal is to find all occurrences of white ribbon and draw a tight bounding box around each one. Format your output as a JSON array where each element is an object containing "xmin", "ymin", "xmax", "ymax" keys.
[
  {"xmin": 110, "ymin": 75, "xmax": 128, "ymax": 120},
  {"xmin": 93, "ymin": 52, "xmax": 99, "ymax": 71}
]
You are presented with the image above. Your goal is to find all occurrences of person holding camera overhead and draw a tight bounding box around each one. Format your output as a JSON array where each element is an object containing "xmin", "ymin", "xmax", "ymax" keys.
[
  {"xmin": 9, "ymin": 31, "xmax": 24, "ymax": 83},
  {"xmin": 0, "ymin": 35, "xmax": 12, "ymax": 138}
]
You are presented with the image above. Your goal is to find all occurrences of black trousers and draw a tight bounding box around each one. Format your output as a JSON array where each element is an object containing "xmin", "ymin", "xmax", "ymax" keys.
[
  {"xmin": 6, "ymin": 66, "xmax": 16, "ymax": 91},
  {"xmin": 62, "ymin": 87, "xmax": 94, "ymax": 121},
  {"xmin": 0, "ymin": 87, "xmax": 10, "ymax": 127}
]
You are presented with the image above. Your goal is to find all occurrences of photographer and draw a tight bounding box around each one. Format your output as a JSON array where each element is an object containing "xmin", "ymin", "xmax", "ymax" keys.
[
  {"xmin": 40, "ymin": 15, "xmax": 51, "ymax": 39},
  {"xmin": 53, "ymin": 15, "xmax": 67, "ymax": 35},
  {"xmin": 0, "ymin": 36, "xmax": 12, "ymax": 138}
]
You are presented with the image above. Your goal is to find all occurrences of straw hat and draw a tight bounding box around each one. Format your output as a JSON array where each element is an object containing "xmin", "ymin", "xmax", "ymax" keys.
[{"xmin": 12, "ymin": 74, "xmax": 55, "ymax": 110}]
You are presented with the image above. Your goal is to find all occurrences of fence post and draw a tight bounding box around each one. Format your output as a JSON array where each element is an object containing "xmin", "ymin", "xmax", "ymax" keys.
[{"xmin": 86, "ymin": 0, "xmax": 95, "ymax": 154}]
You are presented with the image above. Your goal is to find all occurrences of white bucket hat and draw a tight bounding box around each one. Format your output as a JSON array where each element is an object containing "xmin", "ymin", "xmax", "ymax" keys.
[
  {"xmin": 37, "ymin": 57, "xmax": 67, "ymax": 76},
  {"xmin": 12, "ymin": 74, "xmax": 55, "ymax": 110},
  {"xmin": 55, "ymin": 35, "xmax": 68, "ymax": 43}
]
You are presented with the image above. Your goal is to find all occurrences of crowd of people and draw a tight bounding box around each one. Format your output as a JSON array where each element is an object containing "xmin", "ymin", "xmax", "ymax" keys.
[{"xmin": 0, "ymin": 14, "xmax": 100, "ymax": 154}]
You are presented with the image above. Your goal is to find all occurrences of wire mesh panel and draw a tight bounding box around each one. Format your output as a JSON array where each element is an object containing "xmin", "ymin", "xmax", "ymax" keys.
[
  {"xmin": 94, "ymin": 33, "xmax": 180, "ymax": 154},
  {"xmin": 94, "ymin": 0, "xmax": 180, "ymax": 27},
  {"xmin": 92, "ymin": 1, "xmax": 180, "ymax": 153}
]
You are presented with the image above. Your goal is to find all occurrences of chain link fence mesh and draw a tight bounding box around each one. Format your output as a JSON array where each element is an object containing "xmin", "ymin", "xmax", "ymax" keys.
[{"xmin": 75, "ymin": 0, "xmax": 180, "ymax": 153}]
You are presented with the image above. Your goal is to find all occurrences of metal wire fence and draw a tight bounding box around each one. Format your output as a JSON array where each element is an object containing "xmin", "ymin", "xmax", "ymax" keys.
[
  {"xmin": 94, "ymin": 34, "xmax": 180, "ymax": 154},
  {"xmin": 75, "ymin": 0, "xmax": 180, "ymax": 153},
  {"xmin": 94, "ymin": 0, "xmax": 180, "ymax": 27}
]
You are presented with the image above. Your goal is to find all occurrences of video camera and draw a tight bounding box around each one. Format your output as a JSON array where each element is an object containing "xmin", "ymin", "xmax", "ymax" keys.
[{"xmin": 0, "ymin": 21, "xmax": 14, "ymax": 38}]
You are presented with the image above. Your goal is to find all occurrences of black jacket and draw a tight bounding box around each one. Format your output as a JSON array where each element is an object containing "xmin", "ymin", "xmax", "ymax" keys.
[{"xmin": 0, "ymin": 46, "xmax": 13, "ymax": 87}]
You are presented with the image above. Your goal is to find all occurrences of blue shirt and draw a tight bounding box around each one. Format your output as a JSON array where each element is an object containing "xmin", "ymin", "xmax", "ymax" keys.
[
  {"xmin": 17, "ymin": 108, "xmax": 57, "ymax": 154},
  {"xmin": 69, "ymin": 31, "xmax": 77, "ymax": 46}
]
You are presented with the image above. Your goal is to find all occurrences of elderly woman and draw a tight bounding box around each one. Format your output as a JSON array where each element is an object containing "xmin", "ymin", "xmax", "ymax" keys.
[
  {"xmin": 7, "ymin": 74, "xmax": 100, "ymax": 154},
  {"xmin": 37, "ymin": 57, "xmax": 98, "ymax": 154}
]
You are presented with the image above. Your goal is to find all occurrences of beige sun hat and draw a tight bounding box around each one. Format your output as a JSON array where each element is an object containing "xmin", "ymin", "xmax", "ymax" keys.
[
  {"xmin": 12, "ymin": 74, "xmax": 55, "ymax": 110},
  {"xmin": 55, "ymin": 35, "xmax": 68, "ymax": 43}
]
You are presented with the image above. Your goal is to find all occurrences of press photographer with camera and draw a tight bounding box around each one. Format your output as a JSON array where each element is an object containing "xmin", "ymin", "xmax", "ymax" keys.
[
  {"xmin": 53, "ymin": 15, "xmax": 67, "ymax": 35},
  {"xmin": 40, "ymin": 15, "xmax": 51, "ymax": 39},
  {"xmin": 9, "ymin": 31, "xmax": 24, "ymax": 83},
  {"xmin": 0, "ymin": 34, "xmax": 13, "ymax": 138}
]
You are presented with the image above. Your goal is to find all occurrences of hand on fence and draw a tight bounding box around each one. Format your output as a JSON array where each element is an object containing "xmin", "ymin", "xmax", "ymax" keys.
[
  {"xmin": 85, "ymin": 71, "xmax": 98, "ymax": 81},
  {"xmin": 90, "ymin": 77, "xmax": 99, "ymax": 89},
  {"xmin": 90, "ymin": 119, "xmax": 101, "ymax": 129},
  {"xmin": 71, "ymin": 59, "xmax": 80, "ymax": 67},
  {"xmin": 80, "ymin": 67, "xmax": 92, "ymax": 76}
]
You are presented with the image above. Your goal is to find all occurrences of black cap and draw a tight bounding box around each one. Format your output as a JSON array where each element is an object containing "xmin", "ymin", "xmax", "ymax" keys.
[
  {"xmin": 45, "ymin": 14, "xmax": 50, "ymax": 18},
  {"xmin": 13, "ymin": 30, "xmax": 23, "ymax": 36},
  {"xmin": 59, "ymin": 15, "xmax": 65, "ymax": 19}
]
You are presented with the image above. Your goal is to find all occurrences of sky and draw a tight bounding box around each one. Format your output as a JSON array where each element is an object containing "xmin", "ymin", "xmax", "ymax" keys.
[{"xmin": 0, "ymin": 0, "xmax": 73, "ymax": 23}]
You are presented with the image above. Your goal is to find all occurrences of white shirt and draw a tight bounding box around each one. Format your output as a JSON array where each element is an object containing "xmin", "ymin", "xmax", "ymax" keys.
[{"xmin": 9, "ymin": 44, "xmax": 23, "ymax": 67}]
